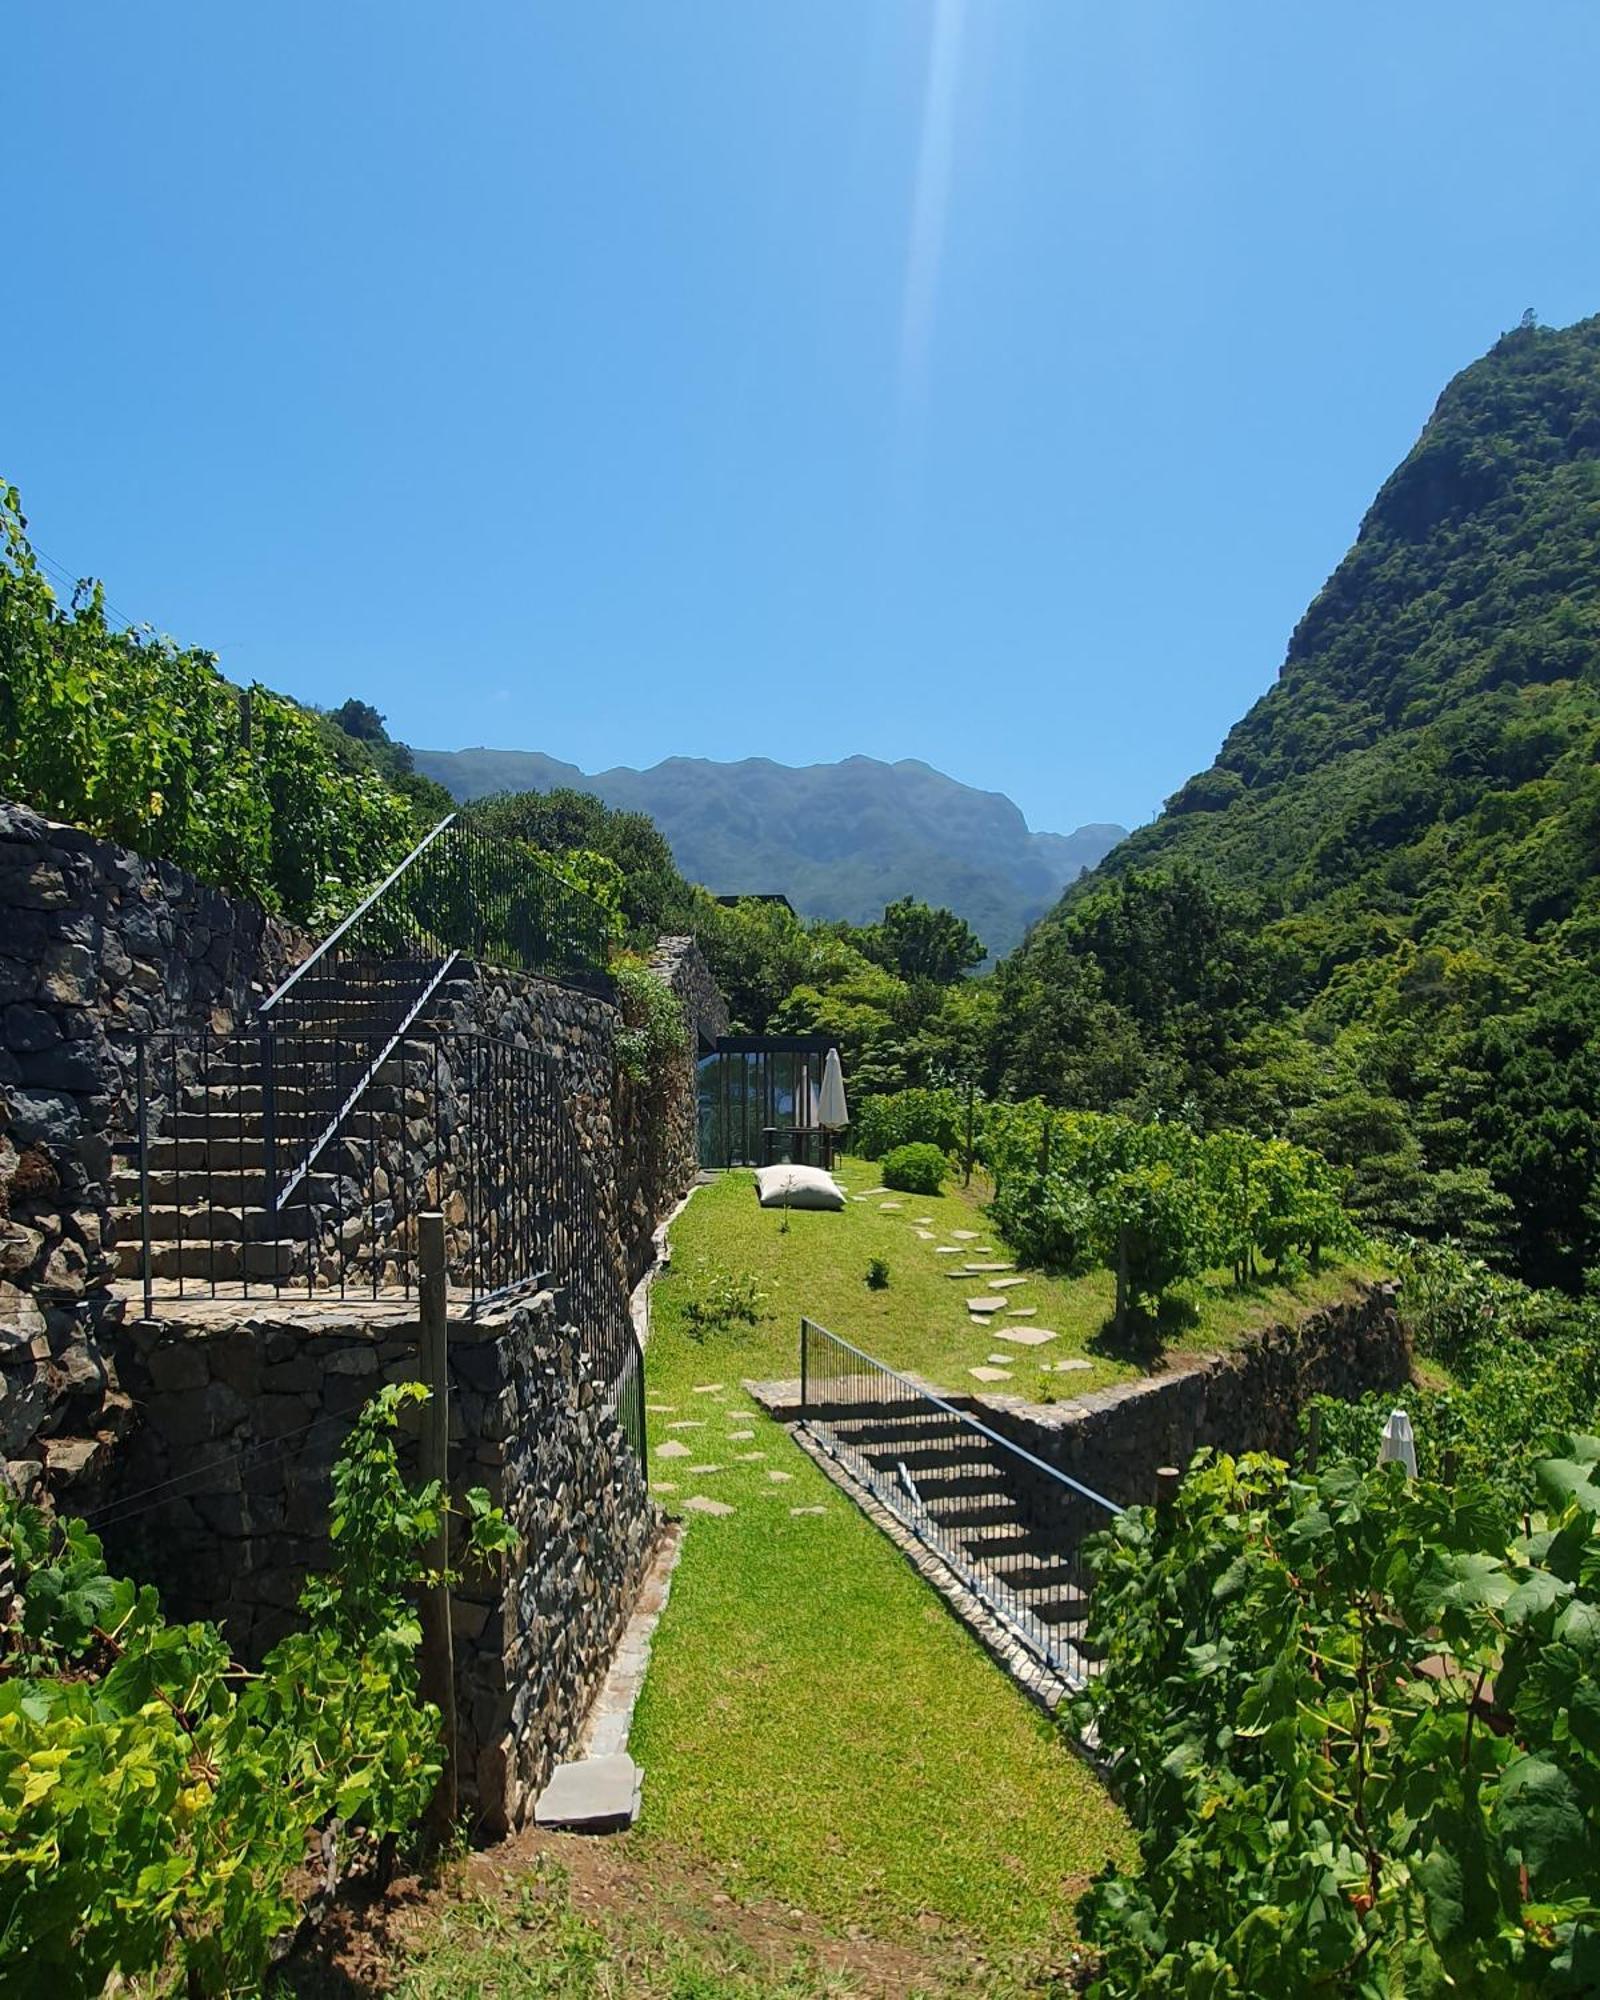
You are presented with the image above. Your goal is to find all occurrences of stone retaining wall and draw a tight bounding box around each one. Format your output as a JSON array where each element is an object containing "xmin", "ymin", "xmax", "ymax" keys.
[
  {"xmin": 0, "ymin": 798, "xmax": 307, "ymax": 1501},
  {"xmin": 106, "ymin": 1293, "xmax": 659, "ymax": 1833},
  {"xmin": 971, "ymin": 1279, "xmax": 1409, "ymax": 1510}
]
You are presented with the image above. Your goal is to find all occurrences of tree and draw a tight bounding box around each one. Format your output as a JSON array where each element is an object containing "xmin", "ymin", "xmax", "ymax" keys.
[{"xmin": 865, "ymin": 897, "xmax": 986, "ymax": 983}]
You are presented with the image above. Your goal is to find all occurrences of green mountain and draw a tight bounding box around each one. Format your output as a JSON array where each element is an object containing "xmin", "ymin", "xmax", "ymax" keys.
[
  {"xmin": 1003, "ymin": 314, "xmax": 1600, "ymax": 1288},
  {"xmin": 414, "ymin": 747, "xmax": 1124, "ymax": 958}
]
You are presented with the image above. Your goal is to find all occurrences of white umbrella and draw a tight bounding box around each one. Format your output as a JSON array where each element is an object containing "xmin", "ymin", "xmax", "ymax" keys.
[
  {"xmin": 1378, "ymin": 1408, "xmax": 1417, "ymax": 1479},
  {"xmin": 818, "ymin": 1048, "xmax": 848, "ymax": 1131}
]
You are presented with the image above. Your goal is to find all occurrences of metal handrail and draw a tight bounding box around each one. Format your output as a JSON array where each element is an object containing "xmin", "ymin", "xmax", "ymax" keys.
[
  {"xmin": 260, "ymin": 813, "xmax": 457, "ymax": 1014},
  {"xmin": 800, "ymin": 1316, "xmax": 1119, "ymax": 1515}
]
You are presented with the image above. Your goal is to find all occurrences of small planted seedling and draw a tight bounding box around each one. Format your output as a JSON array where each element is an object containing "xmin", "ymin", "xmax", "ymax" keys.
[{"xmin": 865, "ymin": 1256, "xmax": 891, "ymax": 1290}]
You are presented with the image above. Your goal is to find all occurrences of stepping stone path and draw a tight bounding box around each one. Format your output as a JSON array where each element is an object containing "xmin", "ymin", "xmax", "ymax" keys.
[
  {"xmin": 683, "ymin": 1495, "xmax": 734, "ymax": 1517},
  {"xmin": 915, "ymin": 1229, "xmax": 936, "ymax": 1241},
  {"xmin": 767, "ymin": 1469, "xmax": 794, "ymax": 1483},
  {"xmin": 966, "ymin": 1295, "xmax": 1009, "ymax": 1314},
  {"xmin": 726, "ymin": 1429, "xmax": 755, "ymax": 1441},
  {"xmin": 687, "ymin": 1463, "xmax": 726, "ymax": 1475},
  {"xmin": 789, "ymin": 1505, "xmax": 828, "ymax": 1517},
  {"xmin": 994, "ymin": 1326, "xmax": 1056, "ymax": 1347},
  {"xmin": 969, "ymin": 1365, "xmax": 1012, "ymax": 1382},
  {"xmin": 936, "ymin": 1247, "xmax": 962, "ymax": 1255},
  {"xmin": 963, "ymin": 1261, "xmax": 1015, "ymax": 1273},
  {"xmin": 987, "ymin": 1353, "xmax": 1014, "ymax": 1365},
  {"xmin": 951, "ymin": 1229, "xmax": 980, "ymax": 1241},
  {"xmin": 992, "ymin": 1277, "xmax": 1028, "ymax": 1290},
  {"xmin": 1006, "ymin": 1306, "xmax": 1038, "ymax": 1318},
  {"xmin": 969, "ymin": 1314, "xmax": 991, "ymax": 1325},
  {"xmin": 914, "ymin": 1216, "xmax": 934, "ymax": 1225},
  {"xmin": 692, "ymin": 1383, "xmax": 725, "ymax": 1395},
  {"xmin": 1047, "ymin": 1357, "xmax": 1094, "ymax": 1374},
  {"xmin": 878, "ymin": 1201, "xmax": 903, "ymax": 1211},
  {"xmin": 666, "ymin": 1419, "xmax": 705, "ymax": 1430},
  {"xmin": 735, "ymin": 1450, "xmax": 766, "ymax": 1462},
  {"xmin": 647, "ymin": 1404, "xmax": 675, "ymax": 1414},
  {"xmin": 654, "ymin": 1482, "xmax": 679, "ymax": 1493},
  {"xmin": 656, "ymin": 1440, "xmax": 691, "ymax": 1459}
]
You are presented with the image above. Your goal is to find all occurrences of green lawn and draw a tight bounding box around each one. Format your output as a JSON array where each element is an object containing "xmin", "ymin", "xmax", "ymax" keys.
[
  {"xmin": 652, "ymin": 1157, "xmax": 1379, "ymax": 1404},
  {"xmin": 623, "ymin": 1161, "xmax": 1146, "ymax": 1970}
]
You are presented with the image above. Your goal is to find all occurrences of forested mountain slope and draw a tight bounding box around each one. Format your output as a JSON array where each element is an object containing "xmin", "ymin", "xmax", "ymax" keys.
[
  {"xmin": 417, "ymin": 746, "xmax": 1124, "ymax": 958},
  {"xmin": 1001, "ymin": 316, "xmax": 1600, "ymax": 1290}
]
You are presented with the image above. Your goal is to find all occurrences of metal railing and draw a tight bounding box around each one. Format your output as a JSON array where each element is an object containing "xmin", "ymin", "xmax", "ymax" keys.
[
  {"xmin": 123, "ymin": 1022, "xmax": 646, "ymax": 1467},
  {"xmin": 799, "ymin": 1318, "xmax": 1119, "ymax": 1684},
  {"xmin": 255, "ymin": 815, "xmax": 614, "ymax": 1197}
]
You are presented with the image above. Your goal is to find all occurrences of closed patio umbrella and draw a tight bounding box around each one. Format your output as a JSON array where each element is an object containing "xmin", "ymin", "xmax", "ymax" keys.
[
  {"xmin": 1378, "ymin": 1408, "xmax": 1417, "ymax": 1479},
  {"xmin": 818, "ymin": 1047, "xmax": 848, "ymax": 1139}
]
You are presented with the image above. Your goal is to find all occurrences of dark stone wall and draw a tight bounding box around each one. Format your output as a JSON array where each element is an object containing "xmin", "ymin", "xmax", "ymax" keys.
[
  {"xmin": 106, "ymin": 1292, "xmax": 660, "ymax": 1834},
  {"xmin": 971, "ymin": 1280, "xmax": 1410, "ymax": 1511},
  {"xmin": 0, "ymin": 798, "xmax": 306, "ymax": 1502}
]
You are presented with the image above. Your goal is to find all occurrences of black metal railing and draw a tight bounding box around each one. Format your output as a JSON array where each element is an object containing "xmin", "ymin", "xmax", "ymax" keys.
[
  {"xmin": 122, "ymin": 1022, "xmax": 645, "ymax": 1465},
  {"xmin": 799, "ymin": 1318, "xmax": 1119, "ymax": 1684}
]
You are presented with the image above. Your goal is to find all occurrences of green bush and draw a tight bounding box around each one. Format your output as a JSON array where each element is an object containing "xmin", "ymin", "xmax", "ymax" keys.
[
  {"xmin": 0, "ymin": 481, "xmax": 414, "ymax": 923},
  {"xmin": 613, "ymin": 956, "xmax": 689, "ymax": 1088},
  {"xmin": 681, "ymin": 1260, "xmax": 766, "ymax": 1338},
  {"xmin": 853, "ymin": 1087, "xmax": 969, "ymax": 1161},
  {"xmin": 881, "ymin": 1142, "xmax": 948, "ymax": 1195},
  {"xmin": 865, "ymin": 1256, "xmax": 891, "ymax": 1290},
  {"xmin": 0, "ymin": 1384, "xmax": 512, "ymax": 1995}
]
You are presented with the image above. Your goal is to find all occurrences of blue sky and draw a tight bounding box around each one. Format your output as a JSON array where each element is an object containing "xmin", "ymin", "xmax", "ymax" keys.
[{"xmin": 6, "ymin": 5, "xmax": 1598, "ymax": 836}]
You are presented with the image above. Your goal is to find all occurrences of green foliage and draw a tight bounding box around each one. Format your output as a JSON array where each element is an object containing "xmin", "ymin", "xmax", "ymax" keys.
[
  {"xmin": 881, "ymin": 1142, "xmax": 948, "ymax": 1196},
  {"xmin": 0, "ymin": 1384, "xmax": 512, "ymax": 1997},
  {"xmin": 852, "ymin": 1086, "xmax": 971, "ymax": 1162},
  {"xmin": 859, "ymin": 896, "xmax": 985, "ymax": 982},
  {"xmin": 865, "ymin": 1256, "xmax": 890, "ymax": 1290},
  {"xmin": 1076, "ymin": 1446, "xmax": 1600, "ymax": 1995},
  {"xmin": 0, "ymin": 482, "xmax": 415, "ymax": 922},
  {"xmin": 680, "ymin": 1260, "xmax": 767, "ymax": 1339},
  {"xmin": 1009, "ymin": 319, "xmax": 1600, "ymax": 1291},
  {"xmin": 468, "ymin": 787, "xmax": 698, "ymax": 945},
  {"xmin": 612, "ymin": 955, "xmax": 691, "ymax": 1089},
  {"xmin": 986, "ymin": 1104, "xmax": 1358, "ymax": 1326}
]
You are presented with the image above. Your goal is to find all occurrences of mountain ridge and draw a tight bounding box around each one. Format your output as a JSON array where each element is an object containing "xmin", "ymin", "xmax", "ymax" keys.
[{"xmin": 414, "ymin": 745, "xmax": 1125, "ymax": 957}]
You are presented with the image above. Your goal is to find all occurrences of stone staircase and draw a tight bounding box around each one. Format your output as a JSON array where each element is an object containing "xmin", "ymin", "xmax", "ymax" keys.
[
  {"xmin": 807, "ymin": 1401, "xmax": 1094, "ymax": 1665},
  {"xmin": 113, "ymin": 973, "xmax": 446, "ymax": 1294}
]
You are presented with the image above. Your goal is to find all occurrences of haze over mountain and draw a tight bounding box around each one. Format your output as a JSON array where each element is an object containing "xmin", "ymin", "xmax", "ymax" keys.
[{"xmin": 415, "ymin": 746, "xmax": 1125, "ymax": 958}]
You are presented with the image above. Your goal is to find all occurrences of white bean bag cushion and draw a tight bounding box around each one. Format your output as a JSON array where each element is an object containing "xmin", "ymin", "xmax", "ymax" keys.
[{"xmin": 755, "ymin": 1164, "xmax": 845, "ymax": 1211}]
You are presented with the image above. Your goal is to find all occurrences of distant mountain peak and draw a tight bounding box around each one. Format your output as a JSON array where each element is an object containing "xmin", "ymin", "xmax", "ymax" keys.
[{"xmin": 413, "ymin": 746, "xmax": 1127, "ymax": 957}]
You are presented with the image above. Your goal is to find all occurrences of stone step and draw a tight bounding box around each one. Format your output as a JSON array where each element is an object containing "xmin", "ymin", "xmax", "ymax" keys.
[
  {"xmin": 1023, "ymin": 1588, "xmax": 1091, "ymax": 1626},
  {"xmin": 111, "ymin": 1203, "xmax": 320, "ymax": 1246},
  {"xmin": 115, "ymin": 1235, "xmax": 311, "ymax": 1281},
  {"xmin": 860, "ymin": 1437, "xmax": 1010, "ymax": 1476},
  {"xmin": 112, "ymin": 1167, "xmax": 340, "ymax": 1206},
  {"xmin": 930, "ymin": 1495, "xmax": 1024, "ymax": 1531}
]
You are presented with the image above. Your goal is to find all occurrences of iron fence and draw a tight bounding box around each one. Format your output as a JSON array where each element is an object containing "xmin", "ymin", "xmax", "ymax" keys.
[
  {"xmin": 122, "ymin": 1022, "xmax": 645, "ymax": 1465},
  {"xmin": 799, "ymin": 1317, "xmax": 1119, "ymax": 1684}
]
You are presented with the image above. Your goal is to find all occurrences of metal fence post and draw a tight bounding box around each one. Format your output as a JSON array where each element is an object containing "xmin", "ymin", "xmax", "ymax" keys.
[
  {"xmin": 260, "ymin": 1021, "xmax": 278, "ymax": 1222},
  {"xmin": 136, "ymin": 1035, "xmax": 153, "ymax": 1322},
  {"xmin": 799, "ymin": 1317, "xmax": 809, "ymax": 1420},
  {"xmin": 417, "ymin": 1211, "xmax": 457, "ymax": 1837}
]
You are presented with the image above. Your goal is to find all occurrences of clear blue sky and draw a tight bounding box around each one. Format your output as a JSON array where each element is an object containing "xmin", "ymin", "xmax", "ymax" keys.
[{"xmin": 6, "ymin": 5, "xmax": 1598, "ymax": 836}]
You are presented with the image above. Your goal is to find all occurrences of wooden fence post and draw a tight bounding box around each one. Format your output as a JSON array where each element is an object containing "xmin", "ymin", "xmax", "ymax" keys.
[{"xmin": 417, "ymin": 1211, "xmax": 457, "ymax": 1837}]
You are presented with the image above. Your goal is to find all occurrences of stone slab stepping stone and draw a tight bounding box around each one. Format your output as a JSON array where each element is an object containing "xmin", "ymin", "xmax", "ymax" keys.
[
  {"xmin": 992, "ymin": 1276, "xmax": 1029, "ymax": 1289},
  {"xmin": 951, "ymin": 1229, "xmax": 980, "ymax": 1240},
  {"xmin": 969, "ymin": 1313, "xmax": 991, "ymax": 1325},
  {"xmin": 963, "ymin": 1261, "xmax": 1015, "ymax": 1273},
  {"xmin": 692, "ymin": 1383, "xmax": 725, "ymax": 1395},
  {"xmin": 969, "ymin": 1365, "xmax": 1012, "ymax": 1382},
  {"xmin": 683, "ymin": 1494, "xmax": 735, "ymax": 1516},
  {"xmin": 789, "ymin": 1505, "xmax": 828, "ymax": 1517},
  {"xmin": 987, "ymin": 1353, "xmax": 1015, "ymax": 1365},
  {"xmin": 687, "ymin": 1463, "xmax": 726, "ymax": 1474},
  {"xmin": 935, "ymin": 1246, "xmax": 962, "ymax": 1255},
  {"xmin": 767, "ymin": 1469, "xmax": 794, "ymax": 1483},
  {"xmin": 914, "ymin": 1216, "xmax": 934, "ymax": 1224},
  {"xmin": 647, "ymin": 1403, "xmax": 675, "ymax": 1413},
  {"xmin": 993, "ymin": 1325, "xmax": 1056, "ymax": 1347},
  {"xmin": 1006, "ymin": 1306, "xmax": 1038, "ymax": 1317},
  {"xmin": 1049, "ymin": 1357, "xmax": 1094, "ymax": 1373},
  {"xmin": 915, "ymin": 1229, "xmax": 936, "ymax": 1241},
  {"xmin": 726, "ymin": 1428, "xmax": 755, "ymax": 1441},
  {"xmin": 535, "ymin": 1752, "xmax": 642, "ymax": 1831},
  {"xmin": 666, "ymin": 1419, "xmax": 705, "ymax": 1430},
  {"xmin": 655, "ymin": 1439, "xmax": 692, "ymax": 1459},
  {"xmin": 966, "ymin": 1295, "xmax": 1009, "ymax": 1314},
  {"xmin": 734, "ymin": 1450, "xmax": 766, "ymax": 1461},
  {"xmin": 654, "ymin": 1481, "xmax": 679, "ymax": 1493},
  {"xmin": 861, "ymin": 1187, "xmax": 888, "ymax": 1196}
]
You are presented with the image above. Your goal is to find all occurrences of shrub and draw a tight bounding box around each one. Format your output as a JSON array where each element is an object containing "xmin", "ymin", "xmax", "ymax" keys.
[
  {"xmin": 882, "ymin": 1142, "xmax": 948, "ymax": 1195},
  {"xmin": 613, "ymin": 955, "xmax": 689, "ymax": 1087},
  {"xmin": 853, "ymin": 1087, "xmax": 968, "ymax": 1161},
  {"xmin": 681, "ymin": 1260, "xmax": 766, "ymax": 1337},
  {"xmin": 865, "ymin": 1256, "xmax": 890, "ymax": 1290}
]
